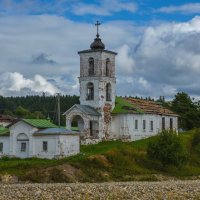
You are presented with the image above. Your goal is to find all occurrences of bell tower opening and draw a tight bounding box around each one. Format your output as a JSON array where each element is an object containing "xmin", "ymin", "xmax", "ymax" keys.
[
  {"xmin": 88, "ymin": 57, "xmax": 94, "ymax": 76},
  {"xmin": 106, "ymin": 83, "xmax": 111, "ymax": 101},
  {"xmin": 87, "ymin": 82, "xmax": 94, "ymax": 100},
  {"xmin": 106, "ymin": 58, "xmax": 110, "ymax": 76}
]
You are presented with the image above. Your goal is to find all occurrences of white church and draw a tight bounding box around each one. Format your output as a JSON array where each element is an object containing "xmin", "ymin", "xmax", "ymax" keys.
[
  {"xmin": 64, "ymin": 22, "xmax": 178, "ymax": 145},
  {"xmin": 0, "ymin": 22, "xmax": 178, "ymax": 158}
]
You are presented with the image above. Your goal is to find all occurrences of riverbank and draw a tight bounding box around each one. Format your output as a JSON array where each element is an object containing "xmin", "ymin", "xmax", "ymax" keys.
[{"xmin": 0, "ymin": 180, "xmax": 199, "ymax": 200}]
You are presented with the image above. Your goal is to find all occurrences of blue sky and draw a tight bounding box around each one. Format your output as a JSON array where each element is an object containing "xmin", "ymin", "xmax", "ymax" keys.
[{"xmin": 0, "ymin": 0, "xmax": 200, "ymax": 98}]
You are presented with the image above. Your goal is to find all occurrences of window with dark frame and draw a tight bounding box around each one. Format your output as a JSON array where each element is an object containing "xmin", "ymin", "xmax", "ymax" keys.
[
  {"xmin": 135, "ymin": 119, "xmax": 138, "ymax": 129},
  {"xmin": 88, "ymin": 58, "xmax": 94, "ymax": 76},
  {"xmin": 89, "ymin": 121, "xmax": 93, "ymax": 137},
  {"xmin": 106, "ymin": 83, "xmax": 111, "ymax": 101},
  {"xmin": 87, "ymin": 82, "xmax": 94, "ymax": 100},
  {"xmin": 0, "ymin": 143, "xmax": 3, "ymax": 152},
  {"xmin": 162, "ymin": 117, "xmax": 165, "ymax": 130},
  {"xmin": 21, "ymin": 143, "xmax": 26, "ymax": 152},
  {"xmin": 43, "ymin": 141, "xmax": 48, "ymax": 151},
  {"xmin": 170, "ymin": 118, "xmax": 173, "ymax": 130},
  {"xmin": 143, "ymin": 120, "xmax": 146, "ymax": 130},
  {"xmin": 106, "ymin": 58, "xmax": 110, "ymax": 76},
  {"xmin": 150, "ymin": 120, "xmax": 153, "ymax": 131}
]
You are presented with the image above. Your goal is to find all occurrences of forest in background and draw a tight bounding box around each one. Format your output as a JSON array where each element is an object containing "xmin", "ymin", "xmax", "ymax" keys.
[
  {"xmin": 0, "ymin": 95, "xmax": 79, "ymax": 126},
  {"xmin": 0, "ymin": 92, "xmax": 199, "ymax": 130}
]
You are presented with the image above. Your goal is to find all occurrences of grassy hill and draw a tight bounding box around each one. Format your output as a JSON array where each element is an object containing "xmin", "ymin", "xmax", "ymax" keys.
[{"xmin": 1, "ymin": 129, "xmax": 200, "ymax": 183}]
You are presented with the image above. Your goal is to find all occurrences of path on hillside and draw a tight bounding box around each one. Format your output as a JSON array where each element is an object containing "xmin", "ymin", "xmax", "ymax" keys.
[{"xmin": 0, "ymin": 180, "xmax": 199, "ymax": 199}]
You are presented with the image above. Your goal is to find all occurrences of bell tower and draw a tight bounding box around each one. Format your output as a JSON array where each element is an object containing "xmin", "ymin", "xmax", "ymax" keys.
[
  {"xmin": 78, "ymin": 21, "xmax": 117, "ymax": 111},
  {"xmin": 78, "ymin": 21, "xmax": 117, "ymax": 138}
]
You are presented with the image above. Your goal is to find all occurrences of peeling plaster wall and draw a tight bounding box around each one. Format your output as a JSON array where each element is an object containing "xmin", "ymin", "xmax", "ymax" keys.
[
  {"xmin": 0, "ymin": 136, "xmax": 10, "ymax": 157},
  {"xmin": 111, "ymin": 114, "xmax": 178, "ymax": 141}
]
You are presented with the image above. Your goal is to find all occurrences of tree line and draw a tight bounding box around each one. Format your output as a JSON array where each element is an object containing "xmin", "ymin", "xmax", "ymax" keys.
[
  {"xmin": 0, "ymin": 95, "xmax": 79, "ymax": 125},
  {"xmin": 0, "ymin": 92, "xmax": 200, "ymax": 130}
]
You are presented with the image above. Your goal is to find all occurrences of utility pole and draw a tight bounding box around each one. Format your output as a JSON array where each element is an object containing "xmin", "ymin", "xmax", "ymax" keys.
[{"xmin": 56, "ymin": 93, "xmax": 61, "ymax": 127}]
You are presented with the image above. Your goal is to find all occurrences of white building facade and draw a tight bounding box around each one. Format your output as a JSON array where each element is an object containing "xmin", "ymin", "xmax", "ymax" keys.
[
  {"xmin": 0, "ymin": 119, "xmax": 79, "ymax": 159},
  {"xmin": 64, "ymin": 26, "xmax": 178, "ymax": 144}
]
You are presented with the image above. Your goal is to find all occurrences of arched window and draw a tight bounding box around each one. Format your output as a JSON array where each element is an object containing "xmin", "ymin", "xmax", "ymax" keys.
[
  {"xmin": 87, "ymin": 82, "xmax": 94, "ymax": 100},
  {"xmin": 17, "ymin": 133, "xmax": 29, "ymax": 141},
  {"xmin": 106, "ymin": 83, "xmax": 111, "ymax": 101},
  {"xmin": 106, "ymin": 58, "xmax": 110, "ymax": 76},
  {"xmin": 88, "ymin": 57, "xmax": 94, "ymax": 76}
]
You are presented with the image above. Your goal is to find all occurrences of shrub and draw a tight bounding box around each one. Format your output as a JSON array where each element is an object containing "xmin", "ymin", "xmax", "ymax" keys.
[
  {"xmin": 191, "ymin": 129, "xmax": 200, "ymax": 155},
  {"xmin": 147, "ymin": 130, "xmax": 188, "ymax": 167},
  {"xmin": 192, "ymin": 129, "xmax": 200, "ymax": 147}
]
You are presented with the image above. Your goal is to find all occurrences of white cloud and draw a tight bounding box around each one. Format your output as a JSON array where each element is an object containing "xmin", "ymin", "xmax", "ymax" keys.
[
  {"xmin": 0, "ymin": 72, "xmax": 59, "ymax": 96},
  {"xmin": 116, "ymin": 44, "xmax": 135, "ymax": 75},
  {"xmin": 1, "ymin": 14, "xmax": 200, "ymax": 98},
  {"xmin": 72, "ymin": 0, "xmax": 137, "ymax": 16},
  {"xmin": 158, "ymin": 3, "xmax": 200, "ymax": 14}
]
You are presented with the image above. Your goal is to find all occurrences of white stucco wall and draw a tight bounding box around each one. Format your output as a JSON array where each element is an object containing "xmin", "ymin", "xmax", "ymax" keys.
[
  {"xmin": 34, "ymin": 135, "xmax": 80, "ymax": 159},
  {"xmin": 34, "ymin": 135, "xmax": 59, "ymax": 159},
  {"xmin": 9, "ymin": 121, "xmax": 38, "ymax": 158},
  {"xmin": 58, "ymin": 135, "xmax": 80, "ymax": 157},
  {"xmin": 0, "ymin": 136, "xmax": 10, "ymax": 157},
  {"xmin": 111, "ymin": 114, "xmax": 178, "ymax": 141}
]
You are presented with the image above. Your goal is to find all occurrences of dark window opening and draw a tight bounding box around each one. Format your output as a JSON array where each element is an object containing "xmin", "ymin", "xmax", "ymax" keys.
[
  {"xmin": 135, "ymin": 120, "xmax": 138, "ymax": 129},
  {"xmin": 170, "ymin": 118, "xmax": 173, "ymax": 130},
  {"xmin": 88, "ymin": 58, "xmax": 94, "ymax": 76},
  {"xmin": 0, "ymin": 143, "xmax": 3, "ymax": 152},
  {"xmin": 106, "ymin": 83, "xmax": 111, "ymax": 101},
  {"xmin": 21, "ymin": 143, "xmax": 26, "ymax": 152},
  {"xmin": 106, "ymin": 58, "xmax": 110, "ymax": 76},
  {"xmin": 143, "ymin": 120, "xmax": 146, "ymax": 130},
  {"xmin": 43, "ymin": 141, "xmax": 48, "ymax": 151},
  {"xmin": 162, "ymin": 117, "xmax": 165, "ymax": 130},
  {"xmin": 87, "ymin": 82, "xmax": 94, "ymax": 100},
  {"xmin": 89, "ymin": 121, "xmax": 93, "ymax": 136},
  {"xmin": 150, "ymin": 120, "xmax": 153, "ymax": 131}
]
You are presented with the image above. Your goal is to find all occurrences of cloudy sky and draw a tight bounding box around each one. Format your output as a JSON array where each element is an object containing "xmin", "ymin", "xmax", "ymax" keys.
[{"xmin": 0, "ymin": 0, "xmax": 200, "ymax": 99}]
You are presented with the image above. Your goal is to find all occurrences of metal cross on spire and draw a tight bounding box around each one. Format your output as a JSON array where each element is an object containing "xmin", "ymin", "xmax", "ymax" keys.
[{"xmin": 95, "ymin": 21, "xmax": 101, "ymax": 38}]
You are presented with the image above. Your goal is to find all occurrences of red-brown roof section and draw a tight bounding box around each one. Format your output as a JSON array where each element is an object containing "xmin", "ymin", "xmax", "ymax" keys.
[{"xmin": 125, "ymin": 98, "xmax": 178, "ymax": 117}]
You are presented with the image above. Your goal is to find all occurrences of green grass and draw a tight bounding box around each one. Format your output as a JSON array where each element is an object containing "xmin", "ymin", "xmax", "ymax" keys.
[
  {"xmin": 0, "ymin": 129, "xmax": 200, "ymax": 183},
  {"xmin": 112, "ymin": 96, "xmax": 143, "ymax": 114}
]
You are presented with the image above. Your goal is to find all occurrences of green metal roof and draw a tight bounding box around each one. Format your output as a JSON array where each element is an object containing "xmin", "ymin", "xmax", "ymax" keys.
[
  {"xmin": 112, "ymin": 96, "xmax": 144, "ymax": 114},
  {"xmin": 23, "ymin": 119, "xmax": 58, "ymax": 129},
  {"xmin": 0, "ymin": 126, "xmax": 10, "ymax": 136}
]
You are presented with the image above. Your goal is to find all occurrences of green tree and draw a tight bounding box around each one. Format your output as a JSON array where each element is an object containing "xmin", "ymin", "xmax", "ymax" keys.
[
  {"xmin": 15, "ymin": 106, "xmax": 31, "ymax": 118},
  {"xmin": 147, "ymin": 131, "xmax": 188, "ymax": 167},
  {"xmin": 171, "ymin": 92, "xmax": 200, "ymax": 130}
]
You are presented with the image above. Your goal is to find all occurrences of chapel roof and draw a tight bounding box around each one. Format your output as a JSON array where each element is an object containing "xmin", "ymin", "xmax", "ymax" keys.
[
  {"xmin": 112, "ymin": 97, "xmax": 178, "ymax": 117},
  {"xmin": 22, "ymin": 119, "xmax": 58, "ymax": 129},
  {"xmin": 33, "ymin": 127, "xmax": 79, "ymax": 136}
]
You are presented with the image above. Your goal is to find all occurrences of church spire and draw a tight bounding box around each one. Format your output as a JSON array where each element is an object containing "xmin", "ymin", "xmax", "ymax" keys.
[{"xmin": 90, "ymin": 21, "xmax": 105, "ymax": 50}]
